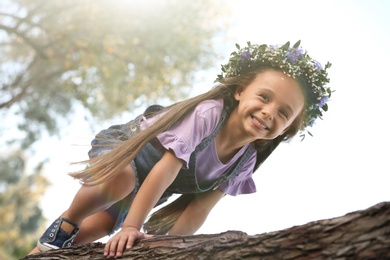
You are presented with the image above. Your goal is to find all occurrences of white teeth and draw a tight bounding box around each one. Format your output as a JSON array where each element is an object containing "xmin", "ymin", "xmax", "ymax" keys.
[{"xmin": 253, "ymin": 116, "xmax": 267, "ymax": 129}]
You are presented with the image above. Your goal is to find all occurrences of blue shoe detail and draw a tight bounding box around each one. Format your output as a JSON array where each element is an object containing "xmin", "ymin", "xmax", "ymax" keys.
[{"xmin": 37, "ymin": 217, "xmax": 79, "ymax": 251}]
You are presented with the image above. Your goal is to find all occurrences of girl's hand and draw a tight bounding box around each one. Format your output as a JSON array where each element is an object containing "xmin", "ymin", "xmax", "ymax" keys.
[{"xmin": 104, "ymin": 226, "xmax": 152, "ymax": 257}]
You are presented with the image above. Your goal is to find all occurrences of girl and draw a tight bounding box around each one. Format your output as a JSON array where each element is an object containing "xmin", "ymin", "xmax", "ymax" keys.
[{"xmin": 30, "ymin": 40, "xmax": 332, "ymax": 257}]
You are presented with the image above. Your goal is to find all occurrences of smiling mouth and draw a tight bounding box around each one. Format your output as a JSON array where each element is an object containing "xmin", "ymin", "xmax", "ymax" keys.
[{"xmin": 251, "ymin": 115, "xmax": 269, "ymax": 130}]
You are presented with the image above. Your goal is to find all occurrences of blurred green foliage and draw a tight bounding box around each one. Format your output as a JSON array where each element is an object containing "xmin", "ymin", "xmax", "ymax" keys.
[
  {"xmin": 0, "ymin": 152, "xmax": 48, "ymax": 259},
  {"xmin": 0, "ymin": 0, "xmax": 230, "ymax": 258},
  {"xmin": 0, "ymin": 0, "xmax": 230, "ymax": 147}
]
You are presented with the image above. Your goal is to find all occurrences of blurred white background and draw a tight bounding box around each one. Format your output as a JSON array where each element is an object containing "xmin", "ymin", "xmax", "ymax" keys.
[{"xmin": 40, "ymin": 0, "xmax": 389, "ymax": 239}]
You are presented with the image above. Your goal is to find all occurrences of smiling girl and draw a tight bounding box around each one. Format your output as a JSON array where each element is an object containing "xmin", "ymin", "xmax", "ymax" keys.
[{"xmin": 30, "ymin": 41, "xmax": 332, "ymax": 258}]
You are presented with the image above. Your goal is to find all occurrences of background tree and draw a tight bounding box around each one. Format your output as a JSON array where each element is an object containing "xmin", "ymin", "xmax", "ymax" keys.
[
  {"xmin": 0, "ymin": 0, "xmax": 229, "ymax": 148},
  {"xmin": 0, "ymin": 152, "xmax": 48, "ymax": 259},
  {"xmin": 0, "ymin": 0, "xmax": 230, "ymax": 258}
]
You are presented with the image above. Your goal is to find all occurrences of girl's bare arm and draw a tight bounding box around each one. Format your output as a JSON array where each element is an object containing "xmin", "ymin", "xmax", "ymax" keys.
[
  {"xmin": 169, "ymin": 188, "xmax": 225, "ymax": 235},
  {"xmin": 104, "ymin": 150, "xmax": 183, "ymax": 257},
  {"xmin": 122, "ymin": 150, "xmax": 183, "ymax": 229}
]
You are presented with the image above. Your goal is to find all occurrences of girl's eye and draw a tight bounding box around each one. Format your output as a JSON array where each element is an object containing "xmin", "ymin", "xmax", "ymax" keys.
[
  {"xmin": 280, "ymin": 110, "xmax": 289, "ymax": 119},
  {"xmin": 259, "ymin": 94, "xmax": 269, "ymax": 102}
]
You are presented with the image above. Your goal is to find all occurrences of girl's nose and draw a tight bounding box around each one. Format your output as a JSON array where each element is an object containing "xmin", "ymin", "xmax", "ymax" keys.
[{"xmin": 262, "ymin": 105, "xmax": 276, "ymax": 120}]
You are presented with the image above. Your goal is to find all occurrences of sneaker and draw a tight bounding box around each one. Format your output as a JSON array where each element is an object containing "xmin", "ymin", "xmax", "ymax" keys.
[{"xmin": 37, "ymin": 217, "xmax": 79, "ymax": 251}]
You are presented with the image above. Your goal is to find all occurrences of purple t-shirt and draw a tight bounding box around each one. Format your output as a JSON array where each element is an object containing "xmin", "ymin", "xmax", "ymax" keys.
[{"xmin": 140, "ymin": 99, "xmax": 257, "ymax": 196}]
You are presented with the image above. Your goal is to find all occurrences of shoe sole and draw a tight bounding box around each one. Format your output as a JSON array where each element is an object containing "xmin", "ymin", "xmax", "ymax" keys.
[{"xmin": 37, "ymin": 240, "xmax": 59, "ymax": 252}]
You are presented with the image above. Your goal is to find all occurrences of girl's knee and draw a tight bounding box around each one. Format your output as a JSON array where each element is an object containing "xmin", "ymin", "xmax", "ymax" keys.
[{"xmin": 116, "ymin": 165, "xmax": 136, "ymax": 190}]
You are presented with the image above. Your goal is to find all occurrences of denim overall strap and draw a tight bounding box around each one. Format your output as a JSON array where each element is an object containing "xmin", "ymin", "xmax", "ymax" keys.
[
  {"xmin": 194, "ymin": 106, "xmax": 229, "ymax": 152},
  {"xmin": 163, "ymin": 108, "xmax": 228, "ymax": 194},
  {"xmin": 165, "ymin": 107, "xmax": 255, "ymax": 194},
  {"xmin": 165, "ymin": 143, "xmax": 255, "ymax": 194},
  {"xmin": 207, "ymin": 144, "xmax": 256, "ymax": 190},
  {"xmin": 89, "ymin": 105, "xmax": 163, "ymax": 158},
  {"xmin": 135, "ymin": 108, "xmax": 230, "ymax": 194},
  {"xmin": 88, "ymin": 115, "xmax": 143, "ymax": 159}
]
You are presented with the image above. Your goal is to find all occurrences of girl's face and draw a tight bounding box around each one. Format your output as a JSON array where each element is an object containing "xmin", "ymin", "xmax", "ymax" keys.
[{"xmin": 234, "ymin": 70, "xmax": 305, "ymax": 140}]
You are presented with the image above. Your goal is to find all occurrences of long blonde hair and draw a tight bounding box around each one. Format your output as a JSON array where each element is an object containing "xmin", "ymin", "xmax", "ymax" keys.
[
  {"xmin": 69, "ymin": 84, "xmax": 234, "ymax": 185},
  {"xmin": 70, "ymin": 68, "xmax": 307, "ymax": 234},
  {"xmin": 143, "ymin": 69, "xmax": 307, "ymax": 234}
]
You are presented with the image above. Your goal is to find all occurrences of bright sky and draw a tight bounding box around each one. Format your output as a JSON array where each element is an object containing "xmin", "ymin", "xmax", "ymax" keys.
[{"xmin": 40, "ymin": 0, "xmax": 390, "ymax": 240}]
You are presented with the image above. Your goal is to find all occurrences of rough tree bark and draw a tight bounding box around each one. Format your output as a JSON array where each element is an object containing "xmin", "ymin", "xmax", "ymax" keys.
[{"xmin": 23, "ymin": 202, "xmax": 390, "ymax": 260}]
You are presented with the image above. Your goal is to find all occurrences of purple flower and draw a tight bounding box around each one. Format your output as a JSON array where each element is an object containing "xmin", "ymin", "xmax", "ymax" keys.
[
  {"xmin": 315, "ymin": 61, "xmax": 323, "ymax": 70},
  {"xmin": 285, "ymin": 47, "xmax": 304, "ymax": 63},
  {"xmin": 318, "ymin": 96, "xmax": 328, "ymax": 108},
  {"xmin": 240, "ymin": 50, "xmax": 251, "ymax": 62}
]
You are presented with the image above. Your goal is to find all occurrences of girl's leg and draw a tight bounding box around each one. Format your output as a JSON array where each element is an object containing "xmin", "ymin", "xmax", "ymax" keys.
[
  {"xmin": 73, "ymin": 210, "xmax": 115, "ymax": 244},
  {"xmin": 28, "ymin": 209, "xmax": 115, "ymax": 255},
  {"xmin": 61, "ymin": 164, "xmax": 136, "ymax": 226},
  {"xmin": 73, "ymin": 190, "xmax": 136, "ymax": 244},
  {"xmin": 33, "ymin": 165, "xmax": 136, "ymax": 253}
]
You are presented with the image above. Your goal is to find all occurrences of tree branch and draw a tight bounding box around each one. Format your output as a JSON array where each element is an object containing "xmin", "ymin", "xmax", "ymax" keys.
[{"xmin": 23, "ymin": 201, "xmax": 390, "ymax": 260}]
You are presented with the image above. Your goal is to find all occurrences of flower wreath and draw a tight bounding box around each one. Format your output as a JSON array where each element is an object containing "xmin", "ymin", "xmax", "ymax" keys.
[{"xmin": 216, "ymin": 40, "xmax": 333, "ymax": 139}]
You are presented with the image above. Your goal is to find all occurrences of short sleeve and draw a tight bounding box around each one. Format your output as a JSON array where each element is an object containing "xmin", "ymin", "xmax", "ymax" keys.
[
  {"xmin": 143, "ymin": 99, "xmax": 224, "ymax": 168},
  {"xmin": 217, "ymin": 151, "xmax": 257, "ymax": 196}
]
